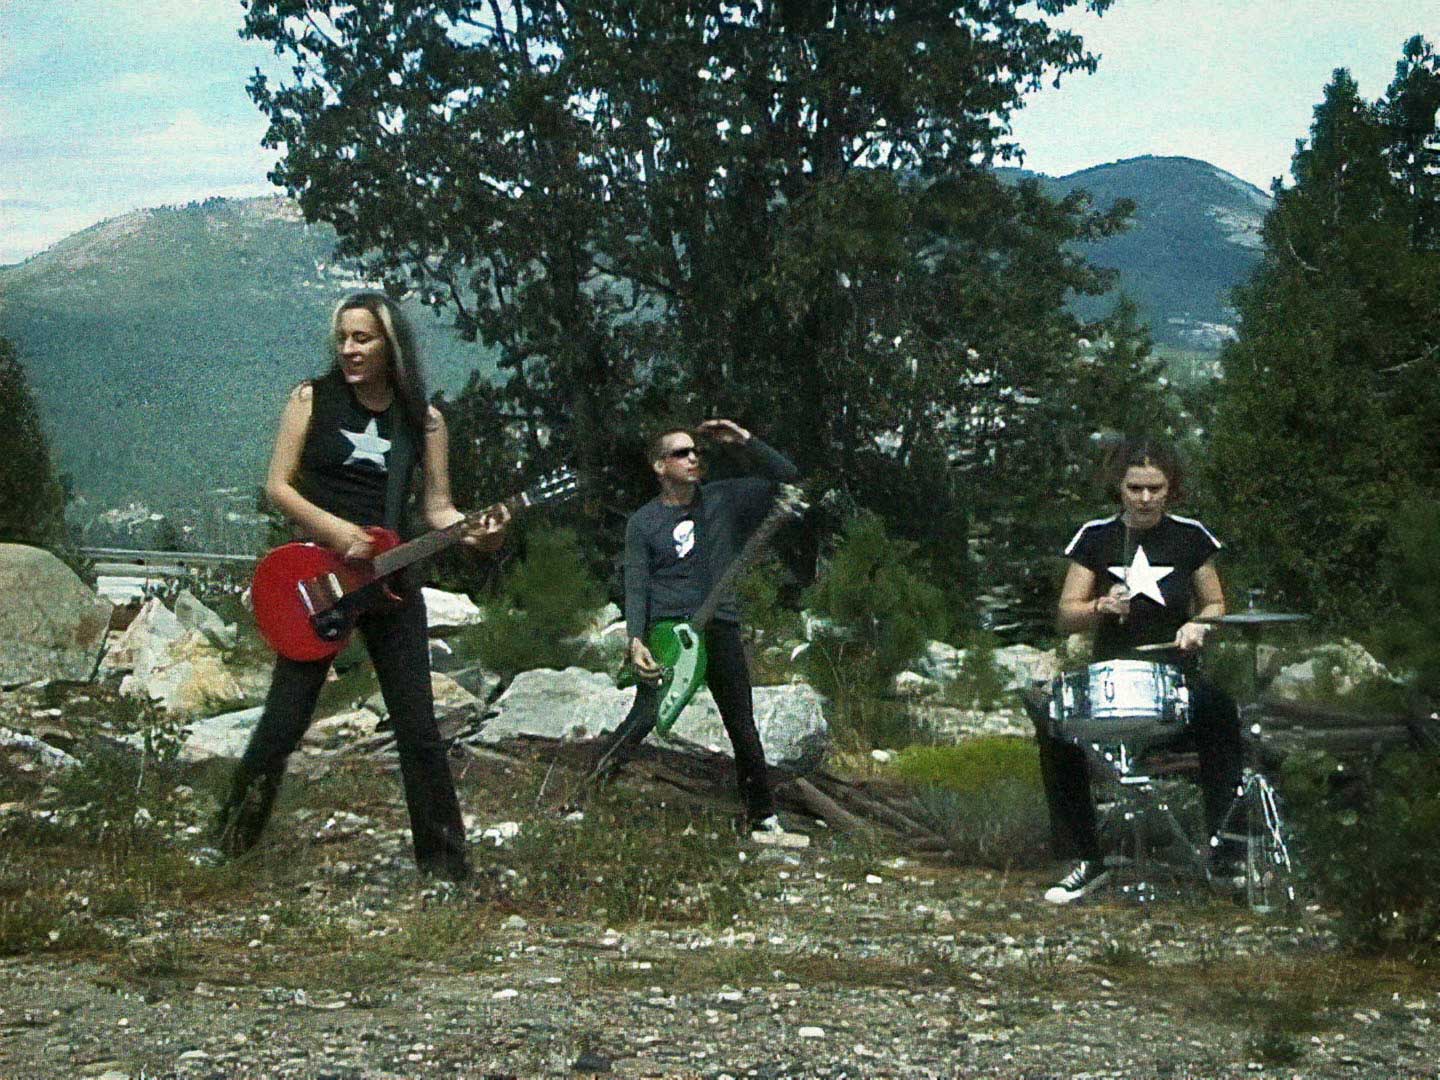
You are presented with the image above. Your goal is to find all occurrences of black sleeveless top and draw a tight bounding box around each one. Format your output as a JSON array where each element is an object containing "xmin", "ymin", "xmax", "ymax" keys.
[{"xmin": 296, "ymin": 370, "xmax": 420, "ymax": 528}]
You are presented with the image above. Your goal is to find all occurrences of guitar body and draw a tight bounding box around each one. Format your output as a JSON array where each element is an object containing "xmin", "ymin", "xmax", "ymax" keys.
[
  {"xmin": 251, "ymin": 527, "xmax": 401, "ymax": 662},
  {"xmin": 648, "ymin": 619, "xmax": 708, "ymax": 736}
]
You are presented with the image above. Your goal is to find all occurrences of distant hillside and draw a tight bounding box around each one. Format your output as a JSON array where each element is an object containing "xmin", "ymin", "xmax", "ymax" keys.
[
  {"xmin": 1000, "ymin": 155, "xmax": 1271, "ymax": 349},
  {"xmin": 0, "ymin": 196, "xmax": 496, "ymax": 511},
  {"xmin": 1, "ymin": 159, "xmax": 1269, "ymax": 512}
]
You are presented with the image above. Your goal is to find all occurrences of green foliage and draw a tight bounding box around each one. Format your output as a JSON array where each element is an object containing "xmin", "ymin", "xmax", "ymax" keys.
[
  {"xmin": 238, "ymin": 0, "xmax": 1141, "ymax": 621},
  {"xmin": 1207, "ymin": 51, "xmax": 1440, "ymax": 628},
  {"xmin": 801, "ymin": 512, "xmax": 948, "ymax": 747},
  {"xmin": 894, "ymin": 739, "xmax": 1049, "ymax": 868},
  {"xmin": 1380, "ymin": 499, "xmax": 1440, "ymax": 698},
  {"xmin": 804, "ymin": 512, "xmax": 949, "ymax": 689},
  {"xmin": 0, "ymin": 335, "xmax": 66, "ymax": 548},
  {"xmin": 475, "ymin": 526, "xmax": 608, "ymax": 677},
  {"xmin": 939, "ymin": 633, "xmax": 1011, "ymax": 712},
  {"xmin": 894, "ymin": 738, "xmax": 1041, "ymax": 794},
  {"xmin": 1283, "ymin": 748, "xmax": 1440, "ymax": 953},
  {"xmin": 486, "ymin": 793, "xmax": 761, "ymax": 927}
]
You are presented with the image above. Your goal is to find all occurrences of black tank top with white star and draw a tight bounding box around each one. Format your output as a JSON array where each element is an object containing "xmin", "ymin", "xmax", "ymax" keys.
[
  {"xmin": 295, "ymin": 369, "xmax": 420, "ymax": 529},
  {"xmin": 1063, "ymin": 513, "xmax": 1221, "ymax": 664}
]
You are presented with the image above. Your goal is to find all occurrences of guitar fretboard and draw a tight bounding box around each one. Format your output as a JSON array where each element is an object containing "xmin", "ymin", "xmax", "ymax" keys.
[{"xmin": 370, "ymin": 496, "xmax": 523, "ymax": 577}]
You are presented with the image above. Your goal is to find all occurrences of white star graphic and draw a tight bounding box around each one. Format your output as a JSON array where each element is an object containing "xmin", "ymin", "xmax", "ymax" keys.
[
  {"xmin": 341, "ymin": 419, "xmax": 391, "ymax": 471},
  {"xmin": 1108, "ymin": 545, "xmax": 1174, "ymax": 606}
]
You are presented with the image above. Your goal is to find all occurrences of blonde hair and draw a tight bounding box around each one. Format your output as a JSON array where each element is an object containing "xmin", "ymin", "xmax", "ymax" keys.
[{"xmin": 329, "ymin": 291, "xmax": 428, "ymax": 434}]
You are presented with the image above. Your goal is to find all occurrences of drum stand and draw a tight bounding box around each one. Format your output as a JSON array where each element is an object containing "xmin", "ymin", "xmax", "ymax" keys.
[
  {"xmin": 1079, "ymin": 739, "xmax": 1210, "ymax": 905},
  {"xmin": 1211, "ymin": 755, "xmax": 1298, "ymax": 913},
  {"xmin": 1079, "ymin": 733, "xmax": 1299, "ymax": 911}
]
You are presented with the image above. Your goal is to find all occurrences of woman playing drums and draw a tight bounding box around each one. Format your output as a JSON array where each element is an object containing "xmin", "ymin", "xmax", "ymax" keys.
[{"xmin": 1037, "ymin": 437, "xmax": 1244, "ymax": 904}]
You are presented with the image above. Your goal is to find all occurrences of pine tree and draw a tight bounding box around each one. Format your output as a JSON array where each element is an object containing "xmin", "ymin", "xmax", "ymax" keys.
[
  {"xmin": 1207, "ymin": 54, "xmax": 1440, "ymax": 626},
  {"xmin": 0, "ymin": 335, "xmax": 67, "ymax": 549}
]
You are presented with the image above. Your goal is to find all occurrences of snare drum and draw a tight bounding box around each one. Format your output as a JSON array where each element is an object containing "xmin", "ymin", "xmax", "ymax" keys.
[{"xmin": 1049, "ymin": 660, "xmax": 1189, "ymax": 750}]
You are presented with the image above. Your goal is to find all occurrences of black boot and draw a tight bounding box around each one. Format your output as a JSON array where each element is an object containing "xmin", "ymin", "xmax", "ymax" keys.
[{"xmin": 213, "ymin": 765, "xmax": 284, "ymax": 858}]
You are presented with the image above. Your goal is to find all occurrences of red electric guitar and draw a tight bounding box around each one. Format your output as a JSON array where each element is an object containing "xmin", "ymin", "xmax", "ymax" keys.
[{"xmin": 251, "ymin": 469, "xmax": 578, "ymax": 661}]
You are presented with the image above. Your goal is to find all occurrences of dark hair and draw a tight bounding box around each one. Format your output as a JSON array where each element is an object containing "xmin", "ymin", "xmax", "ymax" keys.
[
  {"xmin": 647, "ymin": 426, "xmax": 695, "ymax": 463},
  {"xmin": 1103, "ymin": 436, "xmax": 1184, "ymax": 503},
  {"xmin": 330, "ymin": 291, "xmax": 429, "ymax": 435}
]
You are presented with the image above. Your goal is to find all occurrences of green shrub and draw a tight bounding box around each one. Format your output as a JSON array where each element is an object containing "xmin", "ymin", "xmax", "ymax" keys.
[
  {"xmin": 1283, "ymin": 747, "xmax": 1440, "ymax": 953},
  {"xmin": 894, "ymin": 739, "xmax": 1049, "ymax": 868},
  {"xmin": 940, "ymin": 632, "xmax": 1010, "ymax": 711},
  {"xmin": 894, "ymin": 738, "xmax": 1041, "ymax": 793},
  {"xmin": 1380, "ymin": 499, "xmax": 1440, "ymax": 697},
  {"xmin": 802, "ymin": 512, "xmax": 948, "ymax": 746},
  {"xmin": 474, "ymin": 527, "xmax": 608, "ymax": 677}
]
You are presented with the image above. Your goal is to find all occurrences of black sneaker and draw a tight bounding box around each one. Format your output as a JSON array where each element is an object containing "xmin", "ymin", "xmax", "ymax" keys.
[{"xmin": 1043, "ymin": 860, "xmax": 1110, "ymax": 904}]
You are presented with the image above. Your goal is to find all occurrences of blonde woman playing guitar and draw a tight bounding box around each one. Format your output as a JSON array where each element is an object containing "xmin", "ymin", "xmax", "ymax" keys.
[{"xmin": 215, "ymin": 291, "xmax": 509, "ymax": 882}]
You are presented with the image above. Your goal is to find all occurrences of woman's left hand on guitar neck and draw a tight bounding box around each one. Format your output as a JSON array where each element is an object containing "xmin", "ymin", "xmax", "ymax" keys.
[{"xmin": 435, "ymin": 504, "xmax": 511, "ymax": 553}]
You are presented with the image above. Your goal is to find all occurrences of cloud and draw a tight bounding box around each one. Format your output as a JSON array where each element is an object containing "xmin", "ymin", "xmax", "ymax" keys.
[
  {"xmin": 105, "ymin": 71, "xmax": 172, "ymax": 96},
  {"xmin": 134, "ymin": 109, "xmax": 244, "ymax": 152}
]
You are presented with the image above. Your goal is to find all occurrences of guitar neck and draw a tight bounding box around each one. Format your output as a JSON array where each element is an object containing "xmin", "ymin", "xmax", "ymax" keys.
[
  {"xmin": 690, "ymin": 501, "xmax": 792, "ymax": 632},
  {"xmin": 371, "ymin": 495, "xmax": 523, "ymax": 578}
]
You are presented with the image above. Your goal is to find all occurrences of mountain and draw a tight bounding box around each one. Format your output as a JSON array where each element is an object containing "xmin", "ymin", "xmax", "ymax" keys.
[
  {"xmin": 1001, "ymin": 155, "xmax": 1271, "ymax": 350},
  {"xmin": 0, "ymin": 157, "xmax": 1270, "ymax": 516},
  {"xmin": 0, "ymin": 196, "xmax": 496, "ymax": 515}
]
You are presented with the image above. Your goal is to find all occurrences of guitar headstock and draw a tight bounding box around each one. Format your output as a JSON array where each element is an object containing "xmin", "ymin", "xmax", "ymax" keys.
[{"xmin": 520, "ymin": 468, "xmax": 581, "ymax": 509}]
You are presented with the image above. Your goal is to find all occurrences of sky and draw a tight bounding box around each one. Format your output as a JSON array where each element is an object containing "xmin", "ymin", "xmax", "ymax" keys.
[{"xmin": 0, "ymin": 0, "xmax": 1430, "ymax": 265}]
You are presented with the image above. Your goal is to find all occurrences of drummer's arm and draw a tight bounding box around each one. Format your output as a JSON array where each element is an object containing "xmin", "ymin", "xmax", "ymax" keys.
[
  {"xmin": 1176, "ymin": 561, "xmax": 1225, "ymax": 651},
  {"xmin": 1057, "ymin": 563, "xmax": 1105, "ymax": 632}
]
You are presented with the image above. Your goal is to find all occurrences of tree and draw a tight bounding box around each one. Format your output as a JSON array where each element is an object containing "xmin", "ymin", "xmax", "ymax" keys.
[
  {"xmin": 0, "ymin": 336, "xmax": 67, "ymax": 549},
  {"xmin": 240, "ymin": 1, "xmax": 1124, "ymax": 530},
  {"xmin": 1207, "ymin": 53, "xmax": 1440, "ymax": 626}
]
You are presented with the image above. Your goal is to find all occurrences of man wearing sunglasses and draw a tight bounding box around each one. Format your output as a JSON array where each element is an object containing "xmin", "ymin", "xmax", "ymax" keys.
[{"xmin": 600, "ymin": 418, "xmax": 798, "ymax": 834}]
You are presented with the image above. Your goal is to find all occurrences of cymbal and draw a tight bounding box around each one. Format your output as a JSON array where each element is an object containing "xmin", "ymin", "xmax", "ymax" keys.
[{"xmin": 1195, "ymin": 610, "xmax": 1309, "ymax": 626}]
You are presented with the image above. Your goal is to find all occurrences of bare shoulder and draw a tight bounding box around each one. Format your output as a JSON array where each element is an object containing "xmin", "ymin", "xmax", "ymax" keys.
[
  {"xmin": 289, "ymin": 381, "xmax": 314, "ymax": 404},
  {"xmin": 425, "ymin": 404, "xmax": 446, "ymax": 434}
]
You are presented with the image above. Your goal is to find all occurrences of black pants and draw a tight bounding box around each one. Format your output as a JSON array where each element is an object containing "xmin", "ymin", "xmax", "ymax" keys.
[
  {"xmin": 602, "ymin": 620, "xmax": 776, "ymax": 824},
  {"xmin": 1027, "ymin": 674, "xmax": 1244, "ymax": 861},
  {"xmin": 217, "ymin": 593, "xmax": 469, "ymax": 879}
]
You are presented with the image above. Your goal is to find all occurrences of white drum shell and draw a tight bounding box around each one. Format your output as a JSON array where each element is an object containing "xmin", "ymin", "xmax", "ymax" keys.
[{"xmin": 1049, "ymin": 660, "xmax": 1189, "ymax": 748}]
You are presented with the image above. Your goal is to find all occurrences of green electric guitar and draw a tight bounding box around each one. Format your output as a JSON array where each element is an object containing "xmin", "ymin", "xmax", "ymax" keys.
[{"xmin": 619, "ymin": 483, "xmax": 809, "ymax": 737}]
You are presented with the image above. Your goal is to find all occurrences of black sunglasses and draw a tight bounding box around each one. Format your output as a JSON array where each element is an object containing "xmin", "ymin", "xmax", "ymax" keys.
[{"xmin": 664, "ymin": 445, "xmax": 702, "ymax": 460}]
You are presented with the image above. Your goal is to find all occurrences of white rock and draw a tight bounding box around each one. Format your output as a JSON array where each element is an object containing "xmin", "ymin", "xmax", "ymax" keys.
[
  {"xmin": 120, "ymin": 630, "xmax": 246, "ymax": 716},
  {"xmin": 174, "ymin": 589, "xmax": 237, "ymax": 649},
  {"xmin": 0, "ymin": 543, "xmax": 113, "ymax": 686},
  {"xmin": 890, "ymin": 670, "xmax": 940, "ymax": 698},
  {"xmin": 470, "ymin": 667, "xmax": 830, "ymax": 774},
  {"xmin": 0, "ymin": 726, "xmax": 80, "ymax": 771},
  {"xmin": 480, "ymin": 821, "xmax": 521, "ymax": 846},
  {"xmin": 422, "ymin": 587, "xmax": 484, "ymax": 630},
  {"xmin": 1271, "ymin": 639, "xmax": 1394, "ymax": 700},
  {"xmin": 798, "ymin": 1026, "xmax": 825, "ymax": 1039},
  {"xmin": 365, "ymin": 672, "xmax": 478, "ymax": 718}
]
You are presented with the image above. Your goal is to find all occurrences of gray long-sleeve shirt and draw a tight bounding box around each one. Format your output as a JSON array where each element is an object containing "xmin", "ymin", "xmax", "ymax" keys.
[{"xmin": 623, "ymin": 438, "xmax": 798, "ymax": 639}]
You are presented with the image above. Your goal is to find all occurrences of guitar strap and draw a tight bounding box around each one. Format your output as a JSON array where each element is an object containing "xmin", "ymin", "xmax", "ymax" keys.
[{"xmin": 384, "ymin": 414, "xmax": 418, "ymax": 533}]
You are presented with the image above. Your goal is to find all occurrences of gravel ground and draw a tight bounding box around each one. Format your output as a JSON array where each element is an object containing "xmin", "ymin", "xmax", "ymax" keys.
[
  {"xmin": 3, "ymin": 683, "xmax": 1437, "ymax": 1079},
  {"xmin": 3, "ymin": 834, "xmax": 1438, "ymax": 1080}
]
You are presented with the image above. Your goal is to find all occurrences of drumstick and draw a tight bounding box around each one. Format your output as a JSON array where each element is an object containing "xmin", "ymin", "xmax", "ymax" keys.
[{"xmin": 1134, "ymin": 641, "xmax": 1173, "ymax": 652}]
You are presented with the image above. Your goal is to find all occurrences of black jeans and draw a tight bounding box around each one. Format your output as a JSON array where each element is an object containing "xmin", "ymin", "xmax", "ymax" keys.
[
  {"xmin": 602, "ymin": 620, "xmax": 776, "ymax": 823},
  {"xmin": 217, "ymin": 593, "xmax": 469, "ymax": 879},
  {"xmin": 1027, "ymin": 673, "xmax": 1244, "ymax": 861}
]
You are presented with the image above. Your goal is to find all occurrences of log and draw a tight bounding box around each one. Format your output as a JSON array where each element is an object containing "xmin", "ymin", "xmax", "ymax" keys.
[
  {"xmin": 1264, "ymin": 727, "xmax": 1412, "ymax": 755},
  {"xmin": 780, "ymin": 777, "xmax": 876, "ymax": 835},
  {"xmin": 1260, "ymin": 699, "xmax": 1409, "ymax": 731}
]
